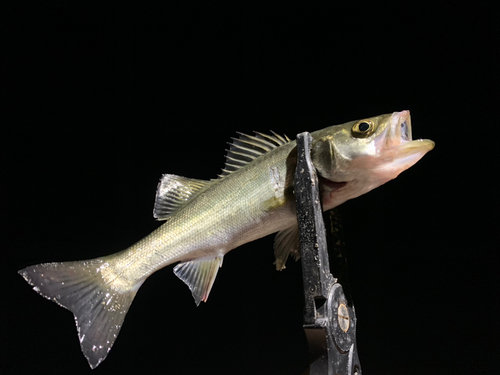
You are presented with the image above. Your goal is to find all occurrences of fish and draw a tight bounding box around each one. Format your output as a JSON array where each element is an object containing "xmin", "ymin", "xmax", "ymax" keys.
[{"xmin": 18, "ymin": 110, "xmax": 434, "ymax": 369}]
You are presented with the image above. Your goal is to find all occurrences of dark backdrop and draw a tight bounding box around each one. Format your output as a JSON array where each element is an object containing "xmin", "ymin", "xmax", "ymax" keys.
[{"xmin": 2, "ymin": 5, "xmax": 497, "ymax": 374}]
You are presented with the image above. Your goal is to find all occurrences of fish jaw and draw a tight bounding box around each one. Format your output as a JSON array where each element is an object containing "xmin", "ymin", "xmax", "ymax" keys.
[
  {"xmin": 367, "ymin": 110, "xmax": 434, "ymax": 176},
  {"xmin": 371, "ymin": 110, "xmax": 435, "ymax": 179},
  {"xmin": 315, "ymin": 110, "xmax": 434, "ymax": 210}
]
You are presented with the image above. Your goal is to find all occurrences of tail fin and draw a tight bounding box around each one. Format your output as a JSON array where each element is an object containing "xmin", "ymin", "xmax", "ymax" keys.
[{"xmin": 18, "ymin": 259, "xmax": 142, "ymax": 369}]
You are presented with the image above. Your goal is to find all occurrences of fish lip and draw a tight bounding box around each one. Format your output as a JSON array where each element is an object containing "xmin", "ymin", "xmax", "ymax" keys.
[{"xmin": 398, "ymin": 138, "xmax": 435, "ymax": 154}]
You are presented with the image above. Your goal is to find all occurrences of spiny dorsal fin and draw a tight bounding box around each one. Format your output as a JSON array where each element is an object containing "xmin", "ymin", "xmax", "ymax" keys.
[
  {"xmin": 273, "ymin": 224, "xmax": 300, "ymax": 270},
  {"xmin": 153, "ymin": 174, "xmax": 210, "ymax": 220},
  {"xmin": 173, "ymin": 255, "xmax": 223, "ymax": 305},
  {"xmin": 219, "ymin": 131, "xmax": 290, "ymax": 178}
]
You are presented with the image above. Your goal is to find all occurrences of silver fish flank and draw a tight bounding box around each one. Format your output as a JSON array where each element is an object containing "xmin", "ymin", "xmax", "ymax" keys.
[{"xmin": 18, "ymin": 110, "xmax": 434, "ymax": 368}]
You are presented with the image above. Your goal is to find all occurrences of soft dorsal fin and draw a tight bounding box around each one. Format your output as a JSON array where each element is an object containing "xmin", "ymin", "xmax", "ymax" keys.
[
  {"xmin": 218, "ymin": 131, "xmax": 291, "ymax": 178},
  {"xmin": 173, "ymin": 256, "xmax": 223, "ymax": 305},
  {"xmin": 273, "ymin": 224, "xmax": 301, "ymax": 270},
  {"xmin": 153, "ymin": 174, "xmax": 210, "ymax": 220}
]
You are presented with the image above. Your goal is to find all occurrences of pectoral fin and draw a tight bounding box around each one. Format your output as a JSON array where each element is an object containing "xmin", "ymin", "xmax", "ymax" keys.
[
  {"xmin": 273, "ymin": 225, "xmax": 301, "ymax": 270},
  {"xmin": 173, "ymin": 256, "xmax": 223, "ymax": 305}
]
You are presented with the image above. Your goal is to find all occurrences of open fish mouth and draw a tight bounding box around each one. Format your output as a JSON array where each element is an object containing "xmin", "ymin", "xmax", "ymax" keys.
[
  {"xmin": 378, "ymin": 110, "xmax": 435, "ymax": 153},
  {"xmin": 390, "ymin": 109, "xmax": 412, "ymax": 143},
  {"xmin": 379, "ymin": 110, "xmax": 435, "ymax": 169},
  {"xmin": 379, "ymin": 110, "xmax": 413, "ymax": 148}
]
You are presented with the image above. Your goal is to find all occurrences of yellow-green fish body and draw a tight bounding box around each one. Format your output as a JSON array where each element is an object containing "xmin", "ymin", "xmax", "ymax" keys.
[{"xmin": 19, "ymin": 111, "xmax": 434, "ymax": 368}]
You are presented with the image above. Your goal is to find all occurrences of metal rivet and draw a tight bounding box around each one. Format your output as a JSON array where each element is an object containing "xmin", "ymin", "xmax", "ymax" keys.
[{"xmin": 338, "ymin": 303, "xmax": 350, "ymax": 332}]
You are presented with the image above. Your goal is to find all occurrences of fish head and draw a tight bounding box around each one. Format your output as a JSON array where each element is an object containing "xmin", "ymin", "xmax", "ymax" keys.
[{"xmin": 311, "ymin": 110, "xmax": 434, "ymax": 210}]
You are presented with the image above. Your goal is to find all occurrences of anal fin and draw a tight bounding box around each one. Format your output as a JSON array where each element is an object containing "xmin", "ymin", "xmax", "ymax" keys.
[{"xmin": 173, "ymin": 256, "xmax": 223, "ymax": 306}]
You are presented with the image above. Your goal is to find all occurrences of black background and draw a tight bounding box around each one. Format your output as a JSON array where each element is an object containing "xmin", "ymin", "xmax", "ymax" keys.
[{"xmin": 2, "ymin": 5, "xmax": 498, "ymax": 374}]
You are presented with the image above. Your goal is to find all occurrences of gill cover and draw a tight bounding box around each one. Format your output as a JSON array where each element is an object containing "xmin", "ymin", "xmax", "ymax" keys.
[
  {"xmin": 311, "ymin": 114, "xmax": 394, "ymax": 182},
  {"xmin": 311, "ymin": 134, "xmax": 336, "ymax": 181}
]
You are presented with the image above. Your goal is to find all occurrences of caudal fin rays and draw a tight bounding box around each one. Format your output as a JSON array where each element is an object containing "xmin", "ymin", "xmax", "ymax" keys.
[{"xmin": 18, "ymin": 260, "xmax": 142, "ymax": 369}]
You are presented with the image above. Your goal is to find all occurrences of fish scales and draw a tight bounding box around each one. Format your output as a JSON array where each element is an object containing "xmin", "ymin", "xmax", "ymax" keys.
[
  {"xmin": 18, "ymin": 111, "xmax": 434, "ymax": 369},
  {"xmin": 108, "ymin": 140, "xmax": 297, "ymax": 286}
]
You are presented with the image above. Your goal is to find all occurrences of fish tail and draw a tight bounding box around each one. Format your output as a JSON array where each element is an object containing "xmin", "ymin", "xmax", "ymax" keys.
[{"xmin": 18, "ymin": 259, "xmax": 142, "ymax": 369}]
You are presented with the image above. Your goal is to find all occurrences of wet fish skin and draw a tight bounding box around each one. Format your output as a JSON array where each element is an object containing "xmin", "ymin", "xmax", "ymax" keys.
[{"xmin": 18, "ymin": 110, "xmax": 434, "ymax": 369}]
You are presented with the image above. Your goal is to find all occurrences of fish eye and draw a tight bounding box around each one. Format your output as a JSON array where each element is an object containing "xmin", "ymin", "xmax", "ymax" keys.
[
  {"xmin": 359, "ymin": 122, "xmax": 370, "ymax": 131},
  {"xmin": 352, "ymin": 120, "xmax": 375, "ymax": 138}
]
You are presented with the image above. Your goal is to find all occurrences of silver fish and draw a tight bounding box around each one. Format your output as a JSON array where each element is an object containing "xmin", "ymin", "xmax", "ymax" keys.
[{"xmin": 18, "ymin": 110, "xmax": 434, "ymax": 368}]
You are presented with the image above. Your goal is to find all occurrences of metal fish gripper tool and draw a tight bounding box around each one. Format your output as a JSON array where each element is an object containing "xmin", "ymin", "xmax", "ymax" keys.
[{"xmin": 295, "ymin": 132, "xmax": 362, "ymax": 375}]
